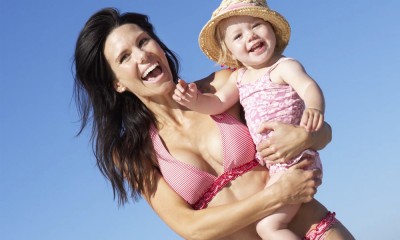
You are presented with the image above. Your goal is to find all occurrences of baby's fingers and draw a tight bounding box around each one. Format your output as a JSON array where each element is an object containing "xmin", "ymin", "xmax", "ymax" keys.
[
  {"xmin": 315, "ymin": 114, "xmax": 324, "ymax": 131},
  {"xmin": 172, "ymin": 89, "xmax": 184, "ymax": 102},
  {"xmin": 187, "ymin": 83, "xmax": 198, "ymax": 93},
  {"xmin": 300, "ymin": 112, "xmax": 311, "ymax": 131},
  {"xmin": 176, "ymin": 79, "xmax": 188, "ymax": 93}
]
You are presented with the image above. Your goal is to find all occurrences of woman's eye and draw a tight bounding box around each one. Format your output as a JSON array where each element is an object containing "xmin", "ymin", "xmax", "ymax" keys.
[
  {"xmin": 139, "ymin": 37, "xmax": 150, "ymax": 48},
  {"xmin": 119, "ymin": 53, "xmax": 129, "ymax": 63}
]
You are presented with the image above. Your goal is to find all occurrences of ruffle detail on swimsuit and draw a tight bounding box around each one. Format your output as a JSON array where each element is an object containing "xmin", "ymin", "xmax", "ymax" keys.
[
  {"xmin": 192, "ymin": 159, "xmax": 259, "ymax": 210},
  {"xmin": 268, "ymin": 149, "xmax": 320, "ymax": 175},
  {"xmin": 304, "ymin": 211, "xmax": 338, "ymax": 240}
]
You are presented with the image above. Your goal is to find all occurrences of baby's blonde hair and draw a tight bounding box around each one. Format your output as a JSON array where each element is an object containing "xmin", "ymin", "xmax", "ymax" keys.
[{"xmin": 215, "ymin": 26, "xmax": 243, "ymax": 69}]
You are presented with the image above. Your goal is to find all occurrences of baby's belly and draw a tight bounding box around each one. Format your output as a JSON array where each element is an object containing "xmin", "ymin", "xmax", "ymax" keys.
[{"xmin": 207, "ymin": 165, "xmax": 268, "ymax": 239}]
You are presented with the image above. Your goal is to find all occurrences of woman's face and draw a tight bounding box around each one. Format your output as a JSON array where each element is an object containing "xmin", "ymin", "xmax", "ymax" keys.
[{"xmin": 104, "ymin": 24, "xmax": 174, "ymax": 100}]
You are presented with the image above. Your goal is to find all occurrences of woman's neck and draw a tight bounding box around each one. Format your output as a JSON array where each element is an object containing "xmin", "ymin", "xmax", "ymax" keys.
[{"xmin": 142, "ymin": 91, "xmax": 192, "ymax": 129}]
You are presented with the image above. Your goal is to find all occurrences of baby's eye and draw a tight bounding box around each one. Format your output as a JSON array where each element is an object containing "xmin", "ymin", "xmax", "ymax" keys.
[
  {"xmin": 233, "ymin": 34, "xmax": 241, "ymax": 40},
  {"xmin": 252, "ymin": 23, "xmax": 261, "ymax": 28}
]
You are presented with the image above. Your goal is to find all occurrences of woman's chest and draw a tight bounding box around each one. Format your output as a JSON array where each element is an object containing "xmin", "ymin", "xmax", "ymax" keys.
[
  {"xmin": 159, "ymin": 116, "xmax": 224, "ymax": 174},
  {"xmin": 153, "ymin": 113, "xmax": 258, "ymax": 205},
  {"xmin": 157, "ymin": 113, "xmax": 256, "ymax": 175}
]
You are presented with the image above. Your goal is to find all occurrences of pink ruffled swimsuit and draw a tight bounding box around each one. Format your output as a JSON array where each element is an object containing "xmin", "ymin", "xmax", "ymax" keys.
[{"xmin": 237, "ymin": 57, "xmax": 322, "ymax": 175}]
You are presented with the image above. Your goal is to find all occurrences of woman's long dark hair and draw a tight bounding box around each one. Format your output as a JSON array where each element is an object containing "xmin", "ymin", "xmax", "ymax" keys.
[{"xmin": 73, "ymin": 8, "xmax": 180, "ymax": 205}]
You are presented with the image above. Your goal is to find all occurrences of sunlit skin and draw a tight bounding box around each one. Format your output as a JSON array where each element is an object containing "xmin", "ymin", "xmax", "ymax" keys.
[{"xmin": 101, "ymin": 23, "xmax": 352, "ymax": 240}]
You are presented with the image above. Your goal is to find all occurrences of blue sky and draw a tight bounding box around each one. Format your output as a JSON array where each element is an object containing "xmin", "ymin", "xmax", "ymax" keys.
[{"xmin": 1, "ymin": 0, "xmax": 399, "ymax": 239}]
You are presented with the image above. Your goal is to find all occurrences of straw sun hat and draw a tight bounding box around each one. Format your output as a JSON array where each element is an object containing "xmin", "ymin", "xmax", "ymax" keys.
[{"xmin": 199, "ymin": 0, "xmax": 290, "ymax": 68}]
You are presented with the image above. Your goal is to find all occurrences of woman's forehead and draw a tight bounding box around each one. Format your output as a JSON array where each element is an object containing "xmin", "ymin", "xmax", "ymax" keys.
[
  {"xmin": 104, "ymin": 24, "xmax": 144, "ymax": 62},
  {"xmin": 108, "ymin": 24, "xmax": 143, "ymax": 44}
]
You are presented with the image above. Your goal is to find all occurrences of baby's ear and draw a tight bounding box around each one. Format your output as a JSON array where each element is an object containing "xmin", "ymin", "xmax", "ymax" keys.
[{"xmin": 114, "ymin": 81, "xmax": 127, "ymax": 93}]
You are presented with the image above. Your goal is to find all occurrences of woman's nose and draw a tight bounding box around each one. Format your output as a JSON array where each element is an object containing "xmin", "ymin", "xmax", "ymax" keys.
[{"xmin": 133, "ymin": 50, "xmax": 148, "ymax": 63}]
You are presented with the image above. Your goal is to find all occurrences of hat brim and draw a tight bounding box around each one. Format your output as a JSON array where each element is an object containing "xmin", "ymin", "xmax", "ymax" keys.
[{"xmin": 199, "ymin": 6, "xmax": 290, "ymax": 68}]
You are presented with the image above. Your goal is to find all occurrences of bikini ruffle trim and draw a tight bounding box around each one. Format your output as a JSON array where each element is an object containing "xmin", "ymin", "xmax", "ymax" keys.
[
  {"xmin": 192, "ymin": 159, "xmax": 259, "ymax": 210},
  {"xmin": 304, "ymin": 211, "xmax": 338, "ymax": 240}
]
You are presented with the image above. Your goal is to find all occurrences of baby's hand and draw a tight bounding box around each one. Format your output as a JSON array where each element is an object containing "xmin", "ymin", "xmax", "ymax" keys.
[
  {"xmin": 172, "ymin": 79, "xmax": 198, "ymax": 108},
  {"xmin": 300, "ymin": 108, "xmax": 324, "ymax": 132}
]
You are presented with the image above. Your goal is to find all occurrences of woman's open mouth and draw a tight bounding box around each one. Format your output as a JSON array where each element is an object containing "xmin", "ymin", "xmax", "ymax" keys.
[{"xmin": 142, "ymin": 63, "xmax": 163, "ymax": 81}]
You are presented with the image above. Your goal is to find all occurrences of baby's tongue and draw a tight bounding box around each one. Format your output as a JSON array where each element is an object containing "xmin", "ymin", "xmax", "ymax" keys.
[{"xmin": 145, "ymin": 67, "xmax": 162, "ymax": 81}]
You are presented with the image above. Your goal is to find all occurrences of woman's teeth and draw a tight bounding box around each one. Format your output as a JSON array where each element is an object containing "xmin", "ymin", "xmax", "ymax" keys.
[{"xmin": 142, "ymin": 63, "xmax": 159, "ymax": 79}]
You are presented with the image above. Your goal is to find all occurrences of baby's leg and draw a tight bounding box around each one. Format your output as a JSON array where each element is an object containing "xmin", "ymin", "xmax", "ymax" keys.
[{"xmin": 256, "ymin": 171, "xmax": 301, "ymax": 240}]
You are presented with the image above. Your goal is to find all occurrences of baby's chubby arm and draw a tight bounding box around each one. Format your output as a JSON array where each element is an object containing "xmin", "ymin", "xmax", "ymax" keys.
[
  {"xmin": 172, "ymin": 71, "xmax": 240, "ymax": 115},
  {"xmin": 277, "ymin": 59, "xmax": 325, "ymax": 132}
]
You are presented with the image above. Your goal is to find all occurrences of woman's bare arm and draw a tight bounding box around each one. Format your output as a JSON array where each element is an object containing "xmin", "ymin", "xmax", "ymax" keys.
[{"xmin": 145, "ymin": 162, "xmax": 319, "ymax": 240}]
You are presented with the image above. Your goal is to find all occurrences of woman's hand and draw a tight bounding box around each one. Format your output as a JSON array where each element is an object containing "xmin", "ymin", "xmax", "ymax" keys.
[
  {"xmin": 256, "ymin": 121, "xmax": 332, "ymax": 164},
  {"xmin": 256, "ymin": 121, "xmax": 311, "ymax": 163},
  {"xmin": 270, "ymin": 160, "xmax": 322, "ymax": 205}
]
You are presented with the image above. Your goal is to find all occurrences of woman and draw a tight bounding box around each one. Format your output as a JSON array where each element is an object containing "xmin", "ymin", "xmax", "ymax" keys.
[{"xmin": 73, "ymin": 8, "xmax": 354, "ymax": 240}]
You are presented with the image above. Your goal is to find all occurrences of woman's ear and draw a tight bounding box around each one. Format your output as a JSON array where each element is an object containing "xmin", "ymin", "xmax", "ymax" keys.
[{"xmin": 114, "ymin": 81, "xmax": 127, "ymax": 93}]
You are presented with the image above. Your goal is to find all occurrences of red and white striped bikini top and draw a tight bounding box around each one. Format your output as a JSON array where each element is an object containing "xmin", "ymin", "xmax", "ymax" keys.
[{"xmin": 150, "ymin": 113, "xmax": 258, "ymax": 209}]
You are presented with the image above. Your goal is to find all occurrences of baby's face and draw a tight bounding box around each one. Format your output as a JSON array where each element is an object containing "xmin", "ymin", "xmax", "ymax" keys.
[{"xmin": 220, "ymin": 15, "xmax": 277, "ymax": 68}]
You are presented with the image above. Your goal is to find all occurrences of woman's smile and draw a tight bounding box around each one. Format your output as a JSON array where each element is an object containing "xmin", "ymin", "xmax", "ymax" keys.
[{"xmin": 141, "ymin": 63, "xmax": 164, "ymax": 82}]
